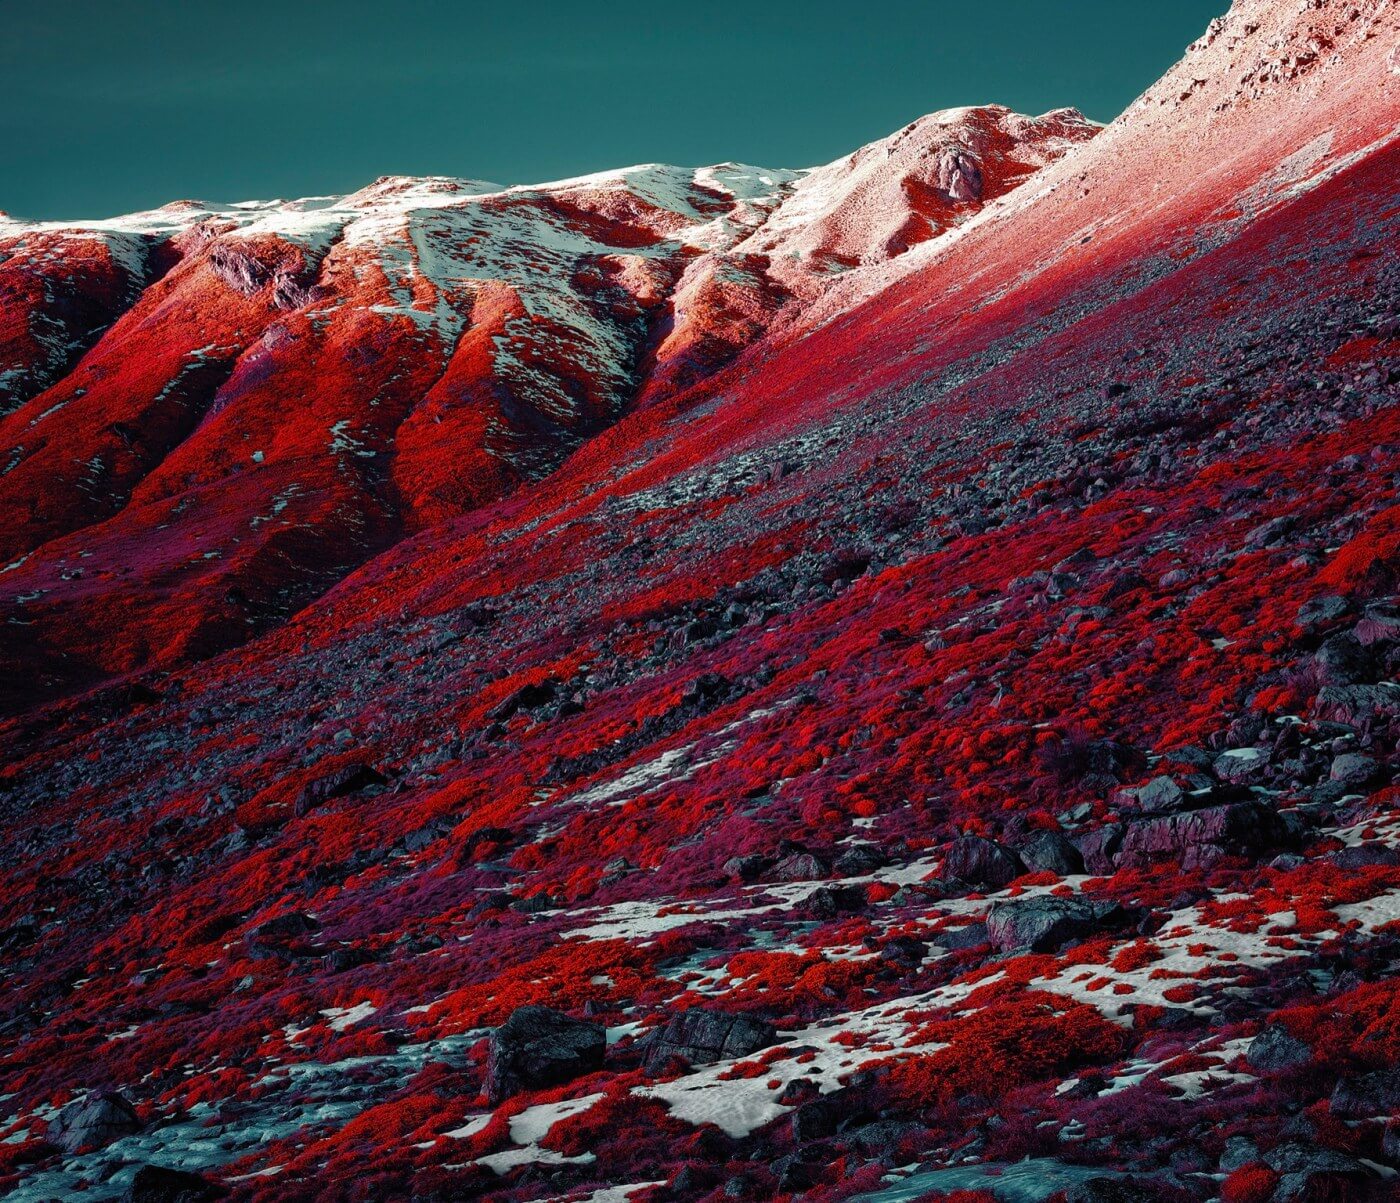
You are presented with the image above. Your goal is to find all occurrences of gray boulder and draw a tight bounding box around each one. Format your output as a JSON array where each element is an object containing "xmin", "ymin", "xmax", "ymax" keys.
[
  {"xmin": 486, "ymin": 1005, "xmax": 606, "ymax": 1102},
  {"xmin": 985, "ymin": 896, "xmax": 1128, "ymax": 953},
  {"xmin": 1330, "ymin": 1067, "xmax": 1400, "ymax": 1118},
  {"xmin": 942, "ymin": 835, "xmax": 1025, "ymax": 888},
  {"xmin": 1245, "ymin": 1024, "xmax": 1311, "ymax": 1072},
  {"xmin": 1018, "ymin": 830, "xmax": 1084, "ymax": 875},
  {"xmin": 642, "ymin": 1008, "xmax": 776, "ymax": 1073},
  {"xmin": 47, "ymin": 1090, "xmax": 142, "ymax": 1154}
]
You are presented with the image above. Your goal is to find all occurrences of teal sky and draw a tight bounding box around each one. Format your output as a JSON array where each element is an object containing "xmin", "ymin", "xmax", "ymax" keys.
[{"xmin": 2, "ymin": 1, "xmax": 1226, "ymax": 220}]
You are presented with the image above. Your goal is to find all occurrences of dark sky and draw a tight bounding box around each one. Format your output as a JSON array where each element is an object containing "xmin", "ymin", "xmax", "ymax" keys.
[{"xmin": 2, "ymin": 1, "xmax": 1227, "ymax": 220}]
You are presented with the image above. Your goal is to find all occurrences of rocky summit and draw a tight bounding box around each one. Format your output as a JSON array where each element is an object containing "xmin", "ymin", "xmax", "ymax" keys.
[{"xmin": 2, "ymin": 1, "xmax": 1400, "ymax": 1200}]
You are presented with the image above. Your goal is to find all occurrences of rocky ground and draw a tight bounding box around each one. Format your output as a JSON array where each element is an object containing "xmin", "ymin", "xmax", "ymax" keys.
[{"xmin": 2, "ymin": 1, "xmax": 1400, "ymax": 1201}]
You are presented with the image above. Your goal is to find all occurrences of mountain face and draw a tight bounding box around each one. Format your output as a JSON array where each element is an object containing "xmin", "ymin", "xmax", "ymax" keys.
[
  {"xmin": 2, "ymin": 1, "xmax": 1400, "ymax": 1200},
  {"xmin": 0, "ymin": 106, "xmax": 1098, "ymax": 711}
]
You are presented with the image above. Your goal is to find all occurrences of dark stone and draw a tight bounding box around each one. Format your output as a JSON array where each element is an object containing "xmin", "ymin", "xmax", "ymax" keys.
[
  {"xmin": 487, "ymin": 679, "xmax": 558, "ymax": 722},
  {"xmin": 832, "ymin": 845, "xmax": 888, "ymax": 875},
  {"xmin": 1018, "ymin": 830, "xmax": 1084, "ymax": 875},
  {"xmin": 847, "ymin": 1119, "xmax": 923, "ymax": 1156},
  {"xmin": 1313, "ymin": 684, "xmax": 1400, "ymax": 727},
  {"xmin": 771, "ymin": 851, "xmax": 829, "ymax": 881},
  {"xmin": 1133, "ymin": 776, "xmax": 1187, "ymax": 813},
  {"xmin": 1314, "ymin": 632, "xmax": 1374, "ymax": 685},
  {"xmin": 791, "ymin": 1096, "xmax": 843, "ymax": 1142},
  {"xmin": 722, "ymin": 855, "xmax": 768, "ymax": 883},
  {"xmin": 1330, "ymin": 1068, "xmax": 1400, "ymax": 1118},
  {"xmin": 928, "ymin": 921, "xmax": 988, "ymax": 951},
  {"xmin": 1115, "ymin": 799, "xmax": 1292, "ymax": 869},
  {"xmin": 1072, "ymin": 825, "xmax": 1124, "ymax": 874},
  {"xmin": 246, "ymin": 911, "xmax": 319, "ymax": 956},
  {"xmin": 1263, "ymin": 1142, "xmax": 1374, "ymax": 1201},
  {"xmin": 486, "ymin": 1006, "xmax": 605, "ymax": 1102},
  {"xmin": 642, "ymin": 1008, "xmax": 775, "ymax": 1073},
  {"xmin": 806, "ymin": 884, "xmax": 867, "ymax": 918},
  {"xmin": 127, "ymin": 1164, "xmax": 222, "ymax": 1202},
  {"xmin": 47, "ymin": 1090, "xmax": 142, "ymax": 1154},
  {"xmin": 1297, "ymin": 595, "xmax": 1350, "ymax": 628},
  {"xmin": 1245, "ymin": 1025, "xmax": 1311, "ymax": 1072},
  {"xmin": 1329, "ymin": 843, "xmax": 1400, "ymax": 870},
  {"xmin": 985, "ymin": 896, "xmax": 1130, "ymax": 953},
  {"xmin": 295, "ymin": 761, "xmax": 387, "ymax": 815},
  {"xmin": 1329, "ymin": 752, "xmax": 1382, "ymax": 788},
  {"xmin": 878, "ymin": 936, "xmax": 928, "ymax": 967},
  {"xmin": 1064, "ymin": 1179, "xmax": 1161, "ymax": 1203},
  {"xmin": 942, "ymin": 836, "xmax": 1025, "ymax": 888}
]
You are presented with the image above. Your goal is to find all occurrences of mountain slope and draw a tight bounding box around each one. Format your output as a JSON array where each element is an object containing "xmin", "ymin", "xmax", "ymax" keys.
[
  {"xmin": 0, "ymin": 109, "xmax": 1098, "ymax": 711},
  {"xmin": 2, "ymin": 2, "xmax": 1400, "ymax": 1201}
]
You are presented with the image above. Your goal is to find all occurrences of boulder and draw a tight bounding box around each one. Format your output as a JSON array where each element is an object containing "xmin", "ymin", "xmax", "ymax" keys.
[
  {"xmin": 771, "ymin": 851, "xmax": 829, "ymax": 881},
  {"xmin": 1245, "ymin": 1025, "xmax": 1311, "ymax": 1072},
  {"xmin": 1134, "ymin": 775, "xmax": 1188, "ymax": 812},
  {"xmin": 642, "ymin": 1008, "xmax": 776, "ymax": 1073},
  {"xmin": 942, "ymin": 836, "xmax": 1024, "ymax": 888},
  {"xmin": 1263, "ymin": 1142, "xmax": 1375, "ymax": 1201},
  {"xmin": 1017, "ymin": 830, "xmax": 1084, "ymax": 875},
  {"xmin": 985, "ymin": 896, "xmax": 1129, "ymax": 953},
  {"xmin": 832, "ymin": 845, "xmax": 887, "ymax": 875},
  {"xmin": 1115, "ymin": 800, "xmax": 1291, "ymax": 869},
  {"xmin": 722, "ymin": 854, "xmax": 768, "ymax": 883},
  {"xmin": 1213, "ymin": 747, "xmax": 1270, "ymax": 785},
  {"xmin": 1312, "ymin": 683, "xmax": 1400, "ymax": 727},
  {"xmin": 486, "ymin": 1005, "xmax": 606, "ymax": 1102},
  {"xmin": 127, "ymin": 1165, "xmax": 222, "ymax": 1202},
  {"xmin": 1314, "ymin": 632, "xmax": 1375, "ymax": 685},
  {"xmin": 295, "ymin": 761, "xmax": 386, "ymax": 815},
  {"xmin": 1328, "ymin": 752, "xmax": 1381, "ymax": 788},
  {"xmin": 47, "ymin": 1090, "xmax": 142, "ymax": 1154},
  {"xmin": 1330, "ymin": 1067, "xmax": 1400, "ymax": 1118},
  {"xmin": 1072, "ymin": 825, "xmax": 1123, "ymax": 874}
]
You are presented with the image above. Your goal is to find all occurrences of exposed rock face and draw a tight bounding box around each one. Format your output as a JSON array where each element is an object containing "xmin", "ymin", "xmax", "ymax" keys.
[
  {"xmin": 47, "ymin": 1090, "xmax": 142, "ymax": 1154},
  {"xmin": 641, "ymin": 1008, "xmax": 777, "ymax": 1073},
  {"xmin": 486, "ymin": 1006, "xmax": 606, "ymax": 1103}
]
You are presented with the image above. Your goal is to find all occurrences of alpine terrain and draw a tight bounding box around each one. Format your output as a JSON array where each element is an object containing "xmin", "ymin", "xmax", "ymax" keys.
[{"xmin": 2, "ymin": 1, "xmax": 1400, "ymax": 1200}]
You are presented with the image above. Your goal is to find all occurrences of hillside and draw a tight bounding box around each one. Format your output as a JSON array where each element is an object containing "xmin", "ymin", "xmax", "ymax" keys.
[{"xmin": 2, "ymin": 1, "xmax": 1399, "ymax": 1201}]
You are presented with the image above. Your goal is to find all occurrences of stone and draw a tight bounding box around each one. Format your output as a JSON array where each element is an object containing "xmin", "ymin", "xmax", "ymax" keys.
[
  {"xmin": 1263, "ymin": 1142, "xmax": 1374, "ymax": 1201},
  {"xmin": 47, "ymin": 1090, "xmax": 142, "ymax": 1154},
  {"xmin": 1328, "ymin": 752, "xmax": 1381, "ymax": 787},
  {"xmin": 722, "ymin": 854, "xmax": 768, "ymax": 883},
  {"xmin": 1330, "ymin": 1067, "xmax": 1400, "ymax": 1118},
  {"xmin": 1017, "ymin": 830, "xmax": 1084, "ymax": 875},
  {"xmin": 1072, "ymin": 825, "xmax": 1124, "ymax": 874},
  {"xmin": 296, "ymin": 761, "xmax": 387, "ymax": 815},
  {"xmin": 1245, "ymin": 1025, "xmax": 1311, "ymax": 1072},
  {"xmin": 642, "ymin": 1008, "xmax": 776, "ymax": 1073},
  {"xmin": 942, "ymin": 835, "xmax": 1025, "ymax": 888},
  {"xmin": 1313, "ymin": 632, "xmax": 1374, "ymax": 685},
  {"xmin": 1312, "ymin": 683, "xmax": 1400, "ymax": 727},
  {"xmin": 936, "ymin": 148, "xmax": 984, "ymax": 202},
  {"xmin": 1115, "ymin": 800, "xmax": 1291, "ymax": 869},
  {"xmin": 832, "ymin": 844, "xmax": 887, "ymax": 875},
  {"xmin": 985, "ymin": 896, "xmax": 1129, "ymax": 953},
  {"xmin": 486, "ymin": 1006, "xmax": 606, "ymax": 1102},
  {"xmin": 1213, "ymin": 747, "xmax": 1270, "ymax": 784},
  {"xmin": 126, "ymin": 1165, "xmax": 221, "ymax": 1202},
  {"xmin": 1134, "ymin": 775, "xmax": 1187, "ymax": 812},
  {"xmin": 771, "ymin": 851, "xmax": 829, "ymax": 881}
]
